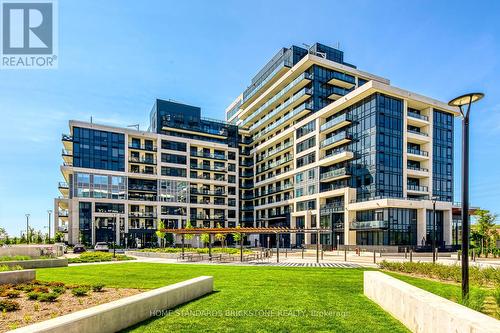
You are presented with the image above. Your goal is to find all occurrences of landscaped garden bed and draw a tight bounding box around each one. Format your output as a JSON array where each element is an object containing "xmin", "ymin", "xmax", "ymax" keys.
[
  {"xmin": 0, "ymin": 279, "xmax": 141, "ymax": 332},
  {"xmin": 137, "ymin": 247, "xmax": 254, "ymax": 255},
  {"xmin": 68, "ymin": 251, "xmax": 136, "ymax": 263},
  {"xmin": 379, "ymin": 260, "xmax": 500, "ymax": 319}
]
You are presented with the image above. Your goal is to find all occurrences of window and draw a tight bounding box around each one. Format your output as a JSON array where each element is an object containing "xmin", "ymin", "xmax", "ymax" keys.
[
  {"xmin": 161, "ymin": 167, "xmax": 186, "ymax": 177},
  {"xmin": 161, "ymin": 140, "xmax": 186, "ymax": 152},
  {"xmin": 296, "ymin": 120, "xmax": 316, "ymax": 139},
  {"xmin": 296, "ymin": 136, "xmax": 316, "ymax": 153}
]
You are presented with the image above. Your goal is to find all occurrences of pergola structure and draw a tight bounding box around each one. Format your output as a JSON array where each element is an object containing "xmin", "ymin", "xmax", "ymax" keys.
[{"xmin": 160, "ymin": 227, "xmax": 333, "ymax": 263}]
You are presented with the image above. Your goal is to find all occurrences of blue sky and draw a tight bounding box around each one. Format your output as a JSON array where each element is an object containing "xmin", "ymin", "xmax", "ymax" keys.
[{"xmin": 0, "ymin": 0, "xmax": 499, "ymax": 235}]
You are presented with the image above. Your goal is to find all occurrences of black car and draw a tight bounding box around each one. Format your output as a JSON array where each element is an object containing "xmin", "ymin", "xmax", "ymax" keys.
[{"xmin": 73, "ymin": 244, "xmax": 86, "ymax": 253}]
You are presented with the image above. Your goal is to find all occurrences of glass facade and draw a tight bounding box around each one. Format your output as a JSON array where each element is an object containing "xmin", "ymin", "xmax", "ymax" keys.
[
  {"xmin": 355, "ymin": 208, "xmax": 417, "ymax": 246},
  {"xmin": 432, "ymin": 109, "xmax": 453, "ymax": 202},
  {"xmin": 426, "ymin": 210, "xmax": 444, "ymax": 247},
  {"xmin": 73, "ymin": 173, "xmax": 126, "ymax": 199},
  {"xmin": 78, "ymin": 202, "xmax": 92, "ymax": 245},
  {"xmin": 72, "ymin": 127, "xmax": 125, "ymax": 171},
  {"xmin": 349, "ymin": 93, "xmax": 403, "ymax": 200}
]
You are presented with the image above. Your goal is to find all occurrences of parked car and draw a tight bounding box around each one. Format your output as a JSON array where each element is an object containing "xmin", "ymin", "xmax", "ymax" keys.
[
  {"xmin": 94, "ymin": 242, "xmax": 109, "ymax": 252},
  {"xmin": 73, "ymin": 244, "xmax": 86, "ymax": 253}
]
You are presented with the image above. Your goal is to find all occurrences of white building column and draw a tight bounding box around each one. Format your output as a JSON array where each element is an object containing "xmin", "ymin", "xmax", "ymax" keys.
[
  {"xmin": 443, "ymin": 209, "xmax": 452, "ymax": 247},
  {"xmin": 417, "ymin": 208, "xmax": 427, "ymax": 246}
]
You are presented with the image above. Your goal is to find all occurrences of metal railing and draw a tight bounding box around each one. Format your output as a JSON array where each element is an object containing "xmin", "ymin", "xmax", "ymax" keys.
[
  {"xmin": 320, "ymin": 113, "xmax": 352, "ymax": 132},
  {"xmin": 407, "ymin": 184, "xmax": 429, "ymax": 192},
  {"xmin": 407, "ymin": 111, "xmax": 429, "ymax": 121},
  {"xmin": 320, "ymin": 131, "xmax": 352, "ymax": 148},
  {"xmin": 320, "ymin": 167, "xmax": 350, "ymax": 181},
  {"xmin": 350, "ymin": 220, "xmax": 389, "ymax": 230},
  {"xmin": 407, "ymin": 148, "xmax": 429, "ymax": 156},
  {"xmin": 257, "ymin": 142, "xmax": 293, "ymax": 162}
]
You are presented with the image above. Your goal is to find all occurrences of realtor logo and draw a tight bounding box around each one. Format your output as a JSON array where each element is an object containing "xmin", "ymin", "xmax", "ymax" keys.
[{"xmin": 1, "ymin": 0, "xmax": 58, "ymax": 69}]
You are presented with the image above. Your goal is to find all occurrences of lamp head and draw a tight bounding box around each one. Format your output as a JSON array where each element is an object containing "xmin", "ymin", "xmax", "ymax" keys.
[
  {"xmin": 448, "ymin": 93, "xmax": 484, "ymax": 118},
  {"xmin": 431, "ymin": 196, "xmax": 439, "ymax": 204}
]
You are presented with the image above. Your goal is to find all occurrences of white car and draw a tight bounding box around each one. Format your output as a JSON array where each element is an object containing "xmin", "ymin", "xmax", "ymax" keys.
[{"xmin": 94, "ymin": 242, "xmax": 109, "ymax": 252}]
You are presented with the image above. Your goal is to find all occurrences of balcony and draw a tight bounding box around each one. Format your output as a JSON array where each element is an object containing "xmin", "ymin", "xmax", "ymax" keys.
[
  {"xmin": 256, "ymin": 183, "xmax": 293, "ymax": 197},
  {"xmin": 190, "ymin": 188, "xmax": 226, "ymax": 196},
  {"xmin": 241, "ymin": 205, "xmax": 255, "ymax": 211},
  {"xmin": 242, "ymin": 72, "xmax": 312, "ymax": 127},
  {"xmin": 407, "ymin": 129, "xmax": 428, "ymax": 137},
  {"xmin": 350, "ymin": 220, "xmax": 389, "ymax": 230},
  {"xmin": 327, "ymin": 71, "xmax": 356, "ymax": 89},
  {"xmin": 129, "ymin": 212, "xmax": 157, "ymax": 218},
  {"xmin": 129, "ymin": 168, "xmax": 156, "ymax": 175},
  {"xmin": 191, "ymin": 200, "xmax": 226, "ymax": 206},
  {"xmin": 57, "ymin": 209, "xmax": 69, "ymax": 217},
  {"xmin": 319, "ymin": 148, "xmax": 354, "ymax": 167},
  {"xmin": 407, "ymin": 148, "xmax": 429, "ymax": 157},
  {"xmin": 257, "ymin": 142, "xmax": 293, "ymax": 162},
  {"xmin": 61, "ymin": 134, "xmax": 72, "ymax": 142},
  {"xmin": 328, "ymin": 86, "xmax": 352, "ymax": 100},
  {"xmin": 128, "ymin": 184, "xmax": 157, "ymax": 192},
  {"xmin": 407, "ymin": 165, "xmax": 429, "ymax": 177},
  {"xmin": 190, "ymin": 164, "xmax": 226, "ymax": 172},
  {"xmin": 407, "ymin": 129, "xmax": 430, "ymax": 144},
  {"xmin": 253, "ymin": 102, "xmax": 312, "ymax": 141},
  {"xmin": 407, "ymin": 184, "xmax": 429, "ymax": 192},
  {"xmin": 240, "ymin": 160, "xmax": 254, "ymax": 167},
  {"xmin": 128, "ymin": 143, "xmax": 157, "ymax": 152},
  {"xmin": 256, "ymin": 155, "xmax": 293, "ymax": 174},
  {"xmin": 240, "ymin": 216, "xmax": 255, "ymax": 223},
  {"xmin": 240, "ymin": 170, "xmax": 254, "ymax": 178},
  {"xmin": 58, "ymin": 182, "xmax": 69, "ymax": 189},
  {"xmin": 320, "ymin": 204, "xmax": 344, "ymax": 215},
  {"xmin": 129, "ymin": 156, "xmax": 156, "ymax": 165},
  {"xmin": 408, "ymin": 111, "xmax": 429, "ymax": 121},
  {"xmin": 190, "ymin": 174, "xmax": 226, "ymax": 182},
  {"xmin": 248, "ymin": 87, "xmax": 312, "ymax": 132},
  {"xmin": 190, "ymin": 150, "xmax": 226, "ymax": 160},
  {"xmin": 320, "ymin": 113, "xmax": 352, "ymax": 133},
  {"xmin": 191, "ymin": 214, "xmax": 226, "ymax": 221},
  {"xmin": 241, "ymin": 193, "xmax": 254, "ymax": 200},
  {"xmin": 320, "ymin": 131, "xmax": 352, "ymax": 149},
  {"xmin": 320, "ymin": 167, "xmax": 351, "ymax": 182}
]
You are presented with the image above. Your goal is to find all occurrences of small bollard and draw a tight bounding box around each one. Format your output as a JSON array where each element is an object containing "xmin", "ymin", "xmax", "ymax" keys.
[
  {"xmin": 321, "ymin": 249, "xmax": 324, "ymax": 260},
  {"xmin": 302, "ymin": 247, "xmax": 304, "ymax": 259},
  {"xmin": 435, "ymin": 248, "xmax": 439, "ymax": 261},
  {"xmin": 344, "ymin": 248, "xmax": 347, "ymax": 261},
  {"xmin": 373, "ymin": 250, "xmax": 376, "ymax": 264},
  {"xmin": 457, "ymin": 251, "xmax": 460, "ymax": 261},
  {"xmin": 285, "ymin": 248, "xmax": 288, "ymax": 258},
  {"xmin": 410, "ymin": 249, "xmax": 413, "ymax": 263},
  {"xmin": 404, "ymin": 247, "xmax": 407, "ymax": 259}
]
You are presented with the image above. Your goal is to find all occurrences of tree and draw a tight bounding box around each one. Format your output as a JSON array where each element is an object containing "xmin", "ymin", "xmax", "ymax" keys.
[
  {"xmin": 215, "ymin": 223, "xmax": 226, "ymax": 249},
  {"xmin": 200, "ymin": 233, "xmax": 210, "ymax": 247},
  {"xmin": 54, "ymin": 232, "xmax": 64, "ymax": 243},
  {"xmin": 184, "ymin": 219, "xmax": 194, "ymax": 241},
  {"xmin": 473, "ymin": 209, "xmax": 498, "ymax": 257},
  {"xmin": 0, "ymin": 227, "xmax": 7, "ymax": 241},
  {"xmin": 155, "ymin": 219, "xmax": 166, "ymax": 248}
]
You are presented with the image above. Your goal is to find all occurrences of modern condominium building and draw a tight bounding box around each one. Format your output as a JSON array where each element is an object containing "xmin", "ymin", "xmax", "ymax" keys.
[{"xmin": 56, "ymin": 42, "xmax": 458, "ymax": 249}]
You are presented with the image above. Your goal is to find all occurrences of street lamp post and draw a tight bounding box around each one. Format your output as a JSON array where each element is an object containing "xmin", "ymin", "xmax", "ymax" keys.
[
  {"xmin": 47, "ymin": 210, "xmax": 52, "ymax": 244},
  {"xmin": 25, "ymin": 214, "xmax": 30, "ymax": 244},
  {"xmin": 448, "ymin": 92, "xmax": 484, "ymax": 300},
  {"xmin": 113, "ymin": 214, "xmax": 117, "ymax": 258},
  {"xmin": 431, "ymin": 196, "xmax": 438, "ymax": 263}
]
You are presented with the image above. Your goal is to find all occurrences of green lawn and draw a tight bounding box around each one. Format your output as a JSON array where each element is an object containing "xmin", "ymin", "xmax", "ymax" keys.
[{"xmin": 36, "ymin": 263, "xmax": 409, "ymax": 333}]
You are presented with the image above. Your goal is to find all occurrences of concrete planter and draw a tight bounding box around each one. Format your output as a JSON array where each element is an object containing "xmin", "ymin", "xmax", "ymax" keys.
[
  {"xmin": 11, "ymin": 276, "xmax": 214, "ymax": 333},
  {"xmin": 364, "ymin": 271, "xmax": 500, "ymax": 333},
  {"xmin": 1, "ymin": 258, "xmax": 68, "ymax": 269},
  {"xmin": 0, "ymin": 269, "xmax": 35, "ymax": 285}
]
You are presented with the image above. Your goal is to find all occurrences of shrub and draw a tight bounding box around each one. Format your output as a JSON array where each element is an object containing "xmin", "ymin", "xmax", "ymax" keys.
[
  {"xmin": 0, "ymin": 255, "xmax": 31, "ymax": 262},
  {"xmin": 0, "ymin": 300, "xmax": 20, "ymax": 312},
  {"xmin": 2, "ymin": 290, "xmax": 20, "ymax": 299},
  {"xmin": 71, "ymin": 287, "xmax": 88, "ymax": 297},
  {"xmin": 21, "ymin": 284, "xmax": 35, "ymax": 292},
  {"xmin": 68, "ymin": 252, "xmax": 135, "ymax": 263},
  {"xmin": 92, "ymin": 283, "xmax": 105, "ymax": 292},
  {"xmin": 38, "ymin": 292, "xmax": 59, "ymax": 302},
  {"xmin": 0, "ymin": 265, "xmax": 23, "ymax": 272},
  {"xmin": 493, "ymin": 287, "xmax": 500, "ymax": 307},
  {"xmin": 33, "ymin": 286, "xmax": 49, "ymax": 293},
  {"xmin": 51, "ymin": 286, "xmax": 65, "ymax": 294},
  {"xmin": 27, "ymin": 291, "xmax": 41, "ymax": 300},
  {"xmin": 47, "ymin": 281, "xmax": 65, "ymax": 287}
]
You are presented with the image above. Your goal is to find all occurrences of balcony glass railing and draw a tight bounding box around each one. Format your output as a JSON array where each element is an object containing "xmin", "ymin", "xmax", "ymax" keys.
[
  {"xmin": 191, "ymin": 214, "xmax": 226, "ymax": 220},
  {"xmin": 190, "ymin": 164, "xmax": 226, "ymax": 172},
  {"xmin": 408, "ymin": 111, "xmax": 429, "ymax": 121},
  {"xmin": 129, "ymin": 168, "xmax": 156, "ymax": 175},
  {"xmin": 241, "ymin": 205, "xmax": 255, "ymax": 211},
  {"xmin": 320, "ymin": 113, "xmax": 352, "ymax": 132},
  {"xmin": 350, "ymin": 220, "xmax": 389, "ymax": 230},
  {"xmin": 129, "ymin": 156, "xmax": 156, "ymax": 164},
  {"xmin": 249, "ymin": 87, "xmax": 311, "ymax": 132},
  {"xmin": 190, "ymin": 174, "xmax": 226, "ymax": 182},
  {"xmin": 62, "ymin": 149, "xmax": 72, "ymax": 156},
  {"xmin": 320, "ymin": 131, "xmax": 352, "ymax": 149},
  {"xmin": 58, "ymin": 182, "xmax": 69, "ymax": 188},
  {"xmin": 407, "ymin": 148, "xmax": 429, "ymax": 156},
  {"xmin": 257, "ymin": 142, "xmax": 293, "ymax": 162},
  {"xmin": 407, "ymin": 184, "xmax": 428, "ymax": 192},
  {"xmin": 128, "ymin": 184, "xmax": 157, "ymax": 191},
  {"xmin": 407, "ymin": 129, "xmax": 429, "ymax": 137},
  {"xmin": 243, "ymin": 72, "xmax": 311, "ymax": 127},
  {"xmin": 253, "ymin": 102, "xmax": 312, "ymax": 141},
  {"xmin": 243, "ymin": 60, "xmax": 287, "ymax": 103},
  {"xmin": 407, "ymin": 165, "xmax": 429, "ymax": 172},
  {"xmin": 321, "ymin": 147, "xmax": 351, "ymax": 160},
  {"xmin": 256, "ymin": 155, "xmax": 293, "ymax": 174},
  {"xmin": 320, "ymin": 204, "xmax": 344, "ymax": 215},
  {"xmin": 320, "ymin": 167, "xmax": 350, "ymax": 181},
  {"xmin": 190, "ymin": 188, "xmax": 226, "ymax": 196},
  {"xmin": 61, "ymin": 134, "xmax": 72, "ymax": 141},
  {"xmin": 128, "ymin": 143, "xmax": 157, "ymax": 151},
  {"xmin": 190, "ymin": 151, "xmax": 226, "ymax": 160},
  {"xmin": 129, "ymin": 212, "xmax": 157, "ymax": 218},
  {"xmin": 257, "ymin": 183, "xmax": 293, "ymax": 197}
]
